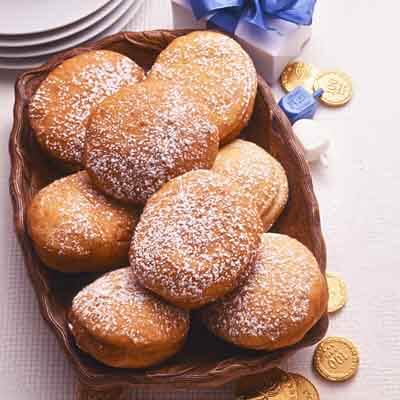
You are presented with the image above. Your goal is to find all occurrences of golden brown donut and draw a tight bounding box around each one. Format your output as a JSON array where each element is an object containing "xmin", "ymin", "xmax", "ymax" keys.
[
  {"xmin": 84, "ymin": 79, "xmax": 219, "ymax": 205},
  {"xmin": 202, "ymin": 233, "xmax": 328, "ymax": 351},
  {"xmin": 29, "ymin": 50, "xmax": 144, "ymax": 170},
  {"xmin": 130, "ymin": 170, "xmax": 263, "ymax": 310},
  {"xmin": 149, "ymin": 31, "xmax": 257, "ymax": 143},
  {"xmin": 212, "ymin": 139, "xmax": 289, "ymax": 230},
  {"xmin": 68, "ymin": 267, "xmax": 190, "ymax": 368},
  {"xmin": 27, "ymin": 171, "xmax": 139, "ymax": 273}
]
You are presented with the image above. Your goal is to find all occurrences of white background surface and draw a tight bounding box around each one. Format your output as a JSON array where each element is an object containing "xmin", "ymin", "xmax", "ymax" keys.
[{"xmin": 0, "ymin": 0, "xmax": 399, "ymax": 398}]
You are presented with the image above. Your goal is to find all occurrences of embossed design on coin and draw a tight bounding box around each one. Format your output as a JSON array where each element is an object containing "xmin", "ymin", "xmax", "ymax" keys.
[
  {"xmin": 326, "ymin": 273, "xmax": 347, "ymax": 313},
  {"xmin": 281, "ymin": 62, "xmax": 320, "ymax": 93},
  {"xmin": 260, "ymin": 368, "xmax": 298, "ymax": 399},
  {"xmin": 291, "ymin": 373, "xmax": 319, "ymax": 400},
  {"xmin": 313, "ymin": 71, "xmax": 353, "ymax": 106},
  {"xmin": 313, "ymin": 337, "xmax": 359, "ymax": 381}
]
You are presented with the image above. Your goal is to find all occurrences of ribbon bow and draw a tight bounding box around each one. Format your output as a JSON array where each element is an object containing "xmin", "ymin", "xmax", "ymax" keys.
[{"xmin": 190, "ymin": 0, "xmax": 316, "ymax": 34}]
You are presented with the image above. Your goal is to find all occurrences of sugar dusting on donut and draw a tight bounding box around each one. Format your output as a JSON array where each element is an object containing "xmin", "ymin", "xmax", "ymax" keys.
[
  {"xmin": 150, "ymin": 31, "xmax": 257, "ymax": 134},
  {"xmin": 213, "ymin": 140, "xmax": 288, "ymax": 227},
  {"xmin": 71, "ymin": 268, "xmax": 189, "ymax": 343},
  {"xmin": 130, "ymin": 170, "xmax": 262, "ymax": 306},
  {"xmin": 29, "ymin": 51, "xmax": 144, "ymax": 166},
  {"xmin": 31, "ymin": 172, "xmax": 136, "ymax": 257},
  {"xmin": 85, "ymin": 81, "xmax": 219, "ymax": 204},
  {"xmin": 203, "ymin": 234, "xmax": 322, "ymax": 343}
]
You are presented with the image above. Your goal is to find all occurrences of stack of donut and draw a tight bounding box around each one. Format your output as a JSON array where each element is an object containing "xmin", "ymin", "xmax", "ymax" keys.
[{"xmin": 27, "ymin": 31, "xmax": 328, "ymax": 369}]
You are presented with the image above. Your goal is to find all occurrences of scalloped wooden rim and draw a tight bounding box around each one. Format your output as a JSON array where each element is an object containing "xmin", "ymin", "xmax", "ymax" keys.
[{"xmin": 9, "ymin": 30, "xmax": 328, "ymax": 390}]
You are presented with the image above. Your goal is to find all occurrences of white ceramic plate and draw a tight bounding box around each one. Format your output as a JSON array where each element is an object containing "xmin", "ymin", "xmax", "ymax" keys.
[
  {"xmin": 0, "ymin": 0, "xmax": 136, "ymax": 58},
  {"xmin": 0, "ymin": 0, "xmax": 144, "ymax": 70},
  {"xmin": 0, "ymin": 0, "xmax": 113, "ymax": 35},
  {"xmin": 0, "ymin": 0, "xmax": 125, "ymax": 47}
]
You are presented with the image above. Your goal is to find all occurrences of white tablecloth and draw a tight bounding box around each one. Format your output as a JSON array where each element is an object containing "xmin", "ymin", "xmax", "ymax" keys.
[{"xmin": 1, "ymin": 1, "xmax": 399, "ymax": 398}]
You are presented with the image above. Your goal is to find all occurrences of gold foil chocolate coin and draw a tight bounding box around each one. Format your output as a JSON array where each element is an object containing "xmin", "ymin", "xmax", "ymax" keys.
[
  {"xmin": 313, "ymin": 71, "xmax": 353, "ymax": 106},
  {"xmin": 326, "ymin": 273, "xmax": 347, "ymax": 313},
  {"xmin": 313, "ymin": 337, "xmax": 359, "ymax": 381},
  {"xmin": 259, "ymin": 368, "xmax": 298, "ymax": 399},
  {"xmin": 291, "ymin": 374, "xmax": 319, "ymax": 400},
  {"xmin": 280, "ymin": 62, "xmax": 320, "ymax": 93}
]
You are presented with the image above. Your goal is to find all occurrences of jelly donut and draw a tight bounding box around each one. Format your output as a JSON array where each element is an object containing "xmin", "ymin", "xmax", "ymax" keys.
[
  {"xmin": 27, "ymin": 171, "xmax": 139, "ymax": 273},
  {"xmin": 84, "ymin": 79, "xmax": 219, "ymax": 204},
  {"xmin": 149, "ymin": 31, "xmax": 257, "ymax": 143},
  {"xmin": 212, "ymin": 139, "xmax": 289, "ymax": 230},
  {"xmin": 130, "ymin": 170, "xmax": 263, "ymax": 309},
  {"xmin": 29, "ymin": 50, "xmax": 145, "ymax": 170},
  {"xmin": 69, "ymin": 268, "xmax": 190, "ymax": 368},
  {"xmin": 202, "ymin": 233, "xmax": 328, "ymax": 350}
]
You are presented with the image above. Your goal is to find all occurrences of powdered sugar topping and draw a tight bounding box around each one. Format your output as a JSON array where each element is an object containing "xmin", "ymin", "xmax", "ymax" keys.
[
  {"xmin": 29, "ymin": 50, "xmax": 144, "ymax": 167},
  {"xmin": 130, "ymin": 170, "xmax": 262, "ymax": 307},
  {"xmin": 71, "ymin": 268, "xmax": 189, "ymax": 344},
  {"xmin": 30, "ymin": 171, "xmax": 137, "ymax": 258},
  {"xmin": 213, "ymin": 139, "xmax": 288, "ymax": 227},
  {"xmin": 203, "ymin": 233, "xmax": 323, "ymax": 345},
  {"xmin": 85, "ymin": 81, "xmax": 219, "ymax": 204},
  {"xmin": 150, "ymin": 31, "xmax": 257, "ymax": 136}
]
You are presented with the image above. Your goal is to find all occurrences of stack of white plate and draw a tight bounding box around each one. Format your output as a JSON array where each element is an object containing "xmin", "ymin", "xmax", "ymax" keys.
[{"xmin": 0, "ymin": 0, "xmax": 144, "ymax": 70}]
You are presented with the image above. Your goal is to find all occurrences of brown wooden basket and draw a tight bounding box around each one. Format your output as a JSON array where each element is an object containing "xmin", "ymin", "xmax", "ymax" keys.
[{"xmin": 9, "ymin": 30, "xmax": 328, "ymax": 397}]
